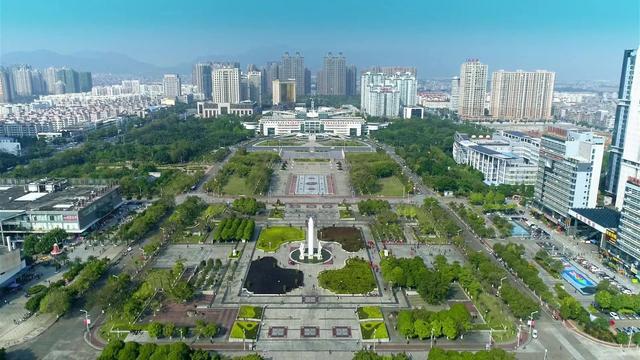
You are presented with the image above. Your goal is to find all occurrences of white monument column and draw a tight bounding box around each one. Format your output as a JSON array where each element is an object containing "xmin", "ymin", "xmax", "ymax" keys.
[{"xmin": 307, "ymin": 217, "xmax": 314, "ymax": 258}]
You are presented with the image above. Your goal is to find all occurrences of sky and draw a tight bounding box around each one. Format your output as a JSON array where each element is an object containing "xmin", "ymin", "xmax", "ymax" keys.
[{"xmin": 1, "ymin": 0, "xmax": 638, "ymax": 81}]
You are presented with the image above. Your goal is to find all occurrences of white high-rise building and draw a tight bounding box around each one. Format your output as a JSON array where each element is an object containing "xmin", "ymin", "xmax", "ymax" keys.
[
  {"xmin": 534, "ymin": 128, "xmax": 605, "ymax": 226},
  {"xmin": 163, "ymin": 74, "xmax": 181, "ymax": 98},
  {"xmin": 360, "ymin": 71, "xmax": 415, "ymax": 117},
  {"xmin": 450, "ymin": 76, "xmax": 460, "ymax": 112},
  {"xmin": 213, "ymin": 67, "xmax": 240, "ymax": 104},
  {"xmin": 12, "ymin": 66, "xmax": 33, "ymax": 97},
  {"xmin": 458, "ymin": 59, "xmax": 488, "ymax": 119},
  {"xmin": 43, "ymin": 67, "xmax": 58, "ymax": 94},
  {"xmin": 490, "ymin": 70, "xmax": 555, "ymax": 121},
  {"xmin": 394, "ymin": 72, "xmax": 417, "ymax": 107}
]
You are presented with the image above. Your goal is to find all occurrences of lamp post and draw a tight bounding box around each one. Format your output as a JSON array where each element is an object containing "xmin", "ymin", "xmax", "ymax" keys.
[
  {"xmin": 529, "ymin": 311, "xmax": 538, "ymax": 340},
  {"xmin": 430, "ymin": 328, "xmax": 434, "ymax": 349},
  {"xmin": 80, "ymin": 309, "xmax": 90, "ymax": 338},
  {"xmin": 544, "ymin": 348, "xmax": 548, "ymax": 360}
]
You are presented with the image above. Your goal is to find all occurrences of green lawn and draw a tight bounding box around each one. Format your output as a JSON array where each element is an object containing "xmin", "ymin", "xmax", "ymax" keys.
[
  {"xmin": 374, "ymin": 176, "xmax": 405, "ymax": 197},
  {"xmin": 230, "ymin": 321, "xmax": 259, "ymax": 340},
  {"xmin": 357, "ymin": 306, "xmax": 383, "ymax": 320},
  {"xmin": 222, "ymin": 175, "xmax": 255, "ymax": 195},
  {"xmin": 318, "ymin": 258, "xmax": 376, "ymax": 294},
  {"xmin": 256, "ymin": 226, "xmax": 305, "ymax": 252},
  {"xmin": 360, "ymin": 321, "xmax": 389, "ymax": 340},
  {"xmin": 237, "ymin": 305, "xmax": 263, "ymax": 320}
]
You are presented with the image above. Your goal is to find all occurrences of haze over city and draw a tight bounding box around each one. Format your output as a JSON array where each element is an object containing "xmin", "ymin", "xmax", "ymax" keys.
[{"xmin": 1, "ymin": 0, "xmax": 638, "ymax": 80}]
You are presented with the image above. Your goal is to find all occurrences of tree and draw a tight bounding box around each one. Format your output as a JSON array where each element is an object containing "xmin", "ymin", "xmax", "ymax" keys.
[
  {"xmin": 166, "ymin": 342, "xmax": 190, "ymax": 360},
  {"xmin": 442, "ymin": 317, "xmax": 458, "ymax": 339},
  {"xmin": 163, "ymin": 322, "xmax": 176, "ymax": 339},
  {"xmin": 170, "ymin": 281, "xmax": 194, "ymax": 302},
  {"xmin": 148, "ymin": 322, "xmax": 164, "ymax": 338},
  {"xmin": 136, "ymin": 343, "xmax": 158, "ymax": 360},
  {"xmin": 595, "ymin": 290, "xmax": 613, "ymax": 310},
  {"xmin": 117, "ymin": 341, "xmax": 139, "ymax": 360},
  {"xmin": 414, "ymin": 319, "xmax": 430, "ymax": 340},
  {"xmin": 98, "ymin": 340, "xmax": 124, "ymax": 360},
  {"xmin": 430, "ymin": 319, "xmax": 443, "ymax": 338},
  {"xmin": 397, "ymin": 311, "xmax": 414, "ymax": 337},
  {"xmin": 190, "ymin": 349, "xmax": 211, "ymax": 360},
  {"xmin": 195, "ymin": 320, "xmax": 207, "ymax": 339},
  {"xmin": 39, "ymin": 287, "xmax": 71, "ymax": 316}
]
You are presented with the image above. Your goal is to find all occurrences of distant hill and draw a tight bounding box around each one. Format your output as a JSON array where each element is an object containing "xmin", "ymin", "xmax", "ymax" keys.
[{"xmin": 0, "ymin": 50, "xmax": 162, "ymax": 75}]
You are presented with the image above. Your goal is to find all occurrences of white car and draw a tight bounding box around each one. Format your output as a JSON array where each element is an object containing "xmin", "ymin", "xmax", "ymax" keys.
[
  {"xmin": 532, "ymin": 329, "xmax": 538, "ymax": 339},
  {"xmin": 610, "ymin": 312, "xmax": 620, "ymax": 320}
]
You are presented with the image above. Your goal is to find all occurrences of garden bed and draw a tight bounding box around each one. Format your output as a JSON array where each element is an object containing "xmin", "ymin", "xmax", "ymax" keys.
[
  {"xmin": 357, "ymin": 306, "xmax": 384, "ymax": 320},
  {"xmin": 360, "ymin": 321, "xmax": 389, "ymax": 341},
  {"xmin": 237, "ymin": 305, "xmax": 263, "ymax": 320},
  {"xmin": 319, "ymin": 226, "xmax": 364, "ymax": 252},
  {"xmin": 229, "ymin": 320, "xmax": 260, "ymax": 341}
]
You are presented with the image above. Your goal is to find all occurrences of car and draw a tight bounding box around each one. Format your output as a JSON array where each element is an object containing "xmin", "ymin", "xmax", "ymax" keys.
[
  {"xmin": 532, "ymin": 329, "xmax": 538, "ymax": 339},
  {"xmin": 610, "ymin": 312, "xmax": 620, "ymax": 320}
]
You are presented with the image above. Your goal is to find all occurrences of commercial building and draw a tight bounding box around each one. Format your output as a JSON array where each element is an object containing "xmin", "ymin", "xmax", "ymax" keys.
[
  {"xmin": 490, "ymin": 70, "xmax": 555, "ymax": 121},
  {"xmin": 534, "ymin": 128, "xmax": 605, "ymax": 227},
  {"xmin": 0, "ymin": 179, "xmax": 122, "ymax": 236},
  {"xmin": 259, "ymin": 105, "xmax": 365, "ymax": 137},
  {"xmin": 0, "ymin": 246, "xmax": 26, "ymax": 287},
  {"xmin": 607, "ymin": 48, "xmax": 639, "ymax": 204},
  {"xmin": 272, "ymin": 79, "xmax": 296, "ymax": 105},
  {"xmin": 453, "ymin": 131, "xmax": 539, "ymax": 185},
  {"xmin": 458, "ymin": 59, "xmax": 488, "ymax": 119},
  {"xmin": 449, "ymin": 76, "xmax": 460, "ymax": 112},
  {"xmin": 317, "ymin": 52, "xmax": 346, "ymax": 96},
  {"xmin": 192, "ymin": 63, "xmax": 213, "ymax": 100},
  {"xmin": 280, "ymin": 52, "xmax": 305, "ymax": 97},
  {"xmin": 403, "ymin": 106, "xmax": 424, "ymax": 119},
  {"xmin": 163, "ymin": 74, "xmax": 182, "ymax": 98},
  {"xmin": 213, "ymin": 66, "xmax": 240, "ymax": 104},
  {"xmin": 196, "ymin": 101, "xmax": 257, "ymax": 118}
]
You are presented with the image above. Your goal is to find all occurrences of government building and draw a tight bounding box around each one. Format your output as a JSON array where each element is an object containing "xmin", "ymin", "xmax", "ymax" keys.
[{"xmin": 258, "ymin": 104, "xmax": 366, "ymax": 137}]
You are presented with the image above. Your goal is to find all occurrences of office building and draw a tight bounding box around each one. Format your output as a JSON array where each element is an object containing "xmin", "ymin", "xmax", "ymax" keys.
[
  {"xmin": 196, "ymin": 101, "xmax": 257, "ymax": 118},
  {"xmin": 605, "ymin": 177, "xmax": 640, "ymax": 273},
  {"xmin": 490, "ymin": 70, "xmax": 555, "ymax": 121},
  {"xmin": 317, "ymin": 52, "xmax": 346, "ymax": 96},
  {"xmin": 272, "ymin": 79, "xmax": 296, "ymax": 105},
  {"xmin": 534, "ymin": 127, "xmax": 605, "ymax": 226},
  {"xmin": 0, "ymin": 136, "xmax": 21, "ymax": 155},
  {"xmin": 78, "ymin": 72, "xmax": 93, "ymax": 92},
  {"xmin": 280, "ymin": 52, "xmax": 305, "ymax": 97},
  {"xmin": 607, "ymin": 48, "xmax": 639, "ymax": 203},
  {"xmin": 212, "ymin": 67, "xmax": 240, "ymax": 104},
  {"xmin": 192, "ymin": 63, "xmax": 213, "ymax": 99},
  {"xmin": 246, "ymin": 71, "xmax": 262, "ymax": 105},
  {"xmin": 12, "ymin": 66, "xmax": 33, "ymax": 96},
  {"xmin": 453, "ymin": 131, "xmax": 539, "ymax": 185},
  {"xmin": 458, "ymin": 59, "xmax": 488, "ymax": 119},
  {"xmin": 259, "ymin": 105, "xmax": 365, "ymax": 136},
  {"xmin": 450, "ymin": 76, "xmax": 460, "ymax": 112},
  {"xmin": 163, "ymin": 74, "xmax": 182, "ymax": 98},
  {"xmin": 346, "ymin": 65, "xmax": 358, "ymax": 96},
  {"xmin": 0, "ymin": 179, "xmax": 122, "ymax": 236}
]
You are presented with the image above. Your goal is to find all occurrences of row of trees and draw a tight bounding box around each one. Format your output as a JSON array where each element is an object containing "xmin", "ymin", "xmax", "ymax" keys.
[
  {"xmin": 380, "ymin": 256, "xmax": 451, "ymax": 305},
  {"xmin": 212, "ymin": 217, "xmax": 255, "ymax": 242},
  {"xmin": 490, "ymin": 215, "xmax": 514, "ymax": 238},
  {"xmin": 469, "ymin": 190, "xmax": 516, "ymax": 213},
  {"xmin": 99, "ymin": 340, "xmax": 265, "ymax": 360},
  {"xmin": 450, "ymin": 203, "xmax": 496, "ymax": 238},
  {"xmin": 357, "ymin": 199, "xmax": 391, "ymax": 215},
  {"xmin": 22, "ymin": 228, "xmax": 68, "ymax": 258},
  {"xmin": 166, "ymin": 197, "xmax": 207, "ymax": 231},
  {"xmin": 205, "ymin": 151, "xmax": 279, "ymax": 195},
  {"xmin": 396, "ymin": 305, "xmax": 471, "ymax": 340},
  {"xmin": 427, "ymin": 348, "xmax": 514, "ymax": 360},
  {"xmin": 118, "ymin": 198, "xmax": 174, "ymax": 242},
  {"xmin": 231, "ymin": 197, "xmax": 265, "ymax": 215},
  {"xmin": 594, "ymin": 282, "xmax": 640, "ymax": 313},
  {"xmin": 147, "ymin": 320, "xmax": 218, "ymax": 340},
  {"xmin": 493, "ymin": 243, "xmax": 554, "ymax": 303}
]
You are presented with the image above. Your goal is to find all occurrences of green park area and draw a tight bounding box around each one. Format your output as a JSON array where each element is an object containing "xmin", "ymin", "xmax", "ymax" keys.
[
  {"xmin": 357, "ymin": 306, "xmax": 384, "ymax": 320},
  {"xmin": 256, "ymin": 226, "xmax": 305, "ymax": 252},
  {"xmin": 237, "ymin": 305, "xmax": 263, "ymax": 320},
  {"xmin": 320, "ymin": 139, "xmax": 365, "ymax": 147},
  {"xmin": 221, "ymin": 175, "xmax": 254, "ymax": 196},
  {"xmin": 205, "ymin": 150, "xmax": 280, "ymax": 195},
  {"xmin": 255, "ymin": 139, "xmax": 304, "ymax": 146},
  {"xmin": 346, "ymin": 152, "xmax": 410, "ymax": 196},
  {"xmin": 318, "ymin": 258, "xmax": 376, "ymax": 294},
  {"xmin": 360, "ymin": 321, "xmax": 389, "ymax": 340},
  {"xmin": 230, "ymin": 320, "xmax": 259, "ymax": 340}
]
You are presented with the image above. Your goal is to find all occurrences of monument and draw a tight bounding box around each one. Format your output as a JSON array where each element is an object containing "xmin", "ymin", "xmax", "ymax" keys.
[{"xmin": 290, "ymin": 216, "xmax": 332, "ymax": 264}]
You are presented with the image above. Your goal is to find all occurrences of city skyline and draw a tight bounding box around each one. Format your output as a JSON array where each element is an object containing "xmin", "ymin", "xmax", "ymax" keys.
[{"xmin": 1, "ymin": 0, "xmax": 638, "ymax": 81}]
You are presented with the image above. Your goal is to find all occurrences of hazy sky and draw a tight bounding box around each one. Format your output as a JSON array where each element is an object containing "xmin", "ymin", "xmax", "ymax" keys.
[{"xmin": 1, "ymin": 0, "xmax": 638, "ymax": 80}]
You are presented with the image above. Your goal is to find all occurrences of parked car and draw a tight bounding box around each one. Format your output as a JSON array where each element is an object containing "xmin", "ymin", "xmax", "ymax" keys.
[
  {"xmin": 610, "ymin": 312, "xmax": 620, "ymax": 320},
  {"xmin": 532, "ymin": 329, "xmax": 538, "ymax": 339}
]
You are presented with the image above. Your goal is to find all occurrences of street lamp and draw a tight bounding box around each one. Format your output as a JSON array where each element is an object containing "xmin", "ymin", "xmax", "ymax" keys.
[
  {"xmin": 528, "ymin": 311, "xmax": 538, "ymax": 339},
  {"xmin": 80, "ymin": 309, "xmax": 91, "ymax": 338}
]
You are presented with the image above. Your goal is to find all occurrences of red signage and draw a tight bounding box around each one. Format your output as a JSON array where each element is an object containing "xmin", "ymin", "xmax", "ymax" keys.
[{"xmin": 63, "ymin": 215, "xmax": 78, "ymax": 222}]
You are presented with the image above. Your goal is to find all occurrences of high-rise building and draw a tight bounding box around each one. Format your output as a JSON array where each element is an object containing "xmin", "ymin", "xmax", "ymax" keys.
[
  {"xmin": 607, "ymin": 48, "xmax": 639, "ymax": 203},
  {"xmin": 121, "ymin": 80, "xmax": 141, "ymax": 94},
  {"xmin": 450, "ymin": 76, "xmax": 460, "ymax": 112},
  {"xmin": 192, "ymin": 63, "xmax": 213, "ymax": 99},
  {"xmin": 43, "ymin": 67, "xmax": 58, "ymax": 94},
  {"xmin": 346, "ymin": 65, "xmax": 358, "ymax": 96},
  {"xmin": 304, "ymin": 68, "xmax": 311, "ymax": 95},
  {"xmin": 78, "ymin": 71, "xmax": 92, "ymax": 92},
  {"xmin": 490, "ymin": 70, "xmax": 555, "ymax": 121},
  {"xmin": 246, "ymin": 71, "xmax": 262, "ymax": 105},
  {"xmin": 280, "ymin": 52, "xmax": 305, "ymax": 97},
  {"xmin": 458, "ymin": 59, "xmax": 488, "ymax": 119},
  {"xmin": 272, "ymin": 79, "xmax": 296, "ymax": 105},
  {"xmin": 262, "ymin": 61, "xmax": 280, "ymax": 100},
  {"xmin": 57, "ymin": 68, "xmax": 79, "ymax": 93},
  {"xmin": 534, "ymin": 127, "xmax": 605, "ymax": 226},
  {"xmin": 317, "ymin": 52, "xmax": 346, "ymax": 96},
  {"xmin": 0, "ymin": 69, "xmax": 11, "ymax": 103},
  {"xmin": 369, "ymin": 66, "xmax": 417, "ymax": 77},
  {"xmin": 612, "ymin": 177, "xmax": 640, "ymax": 271},
  {"xmin": 212, "ymin": 67, "xmax": 240, "ymax": 104},
  {"xmin": 360, "ymin": 71, "xmax": 415, "ymax": 117},
  {"xmin": 30, "ymin": 69, "xmax": 45, "ymax": 95},
  {"xmin": 12, "ymin": 66, "xmax": 33, "ymax": 96},
  {"xmin": 163, "ymin": 74, "xmax": 182, "ymax": 98}
]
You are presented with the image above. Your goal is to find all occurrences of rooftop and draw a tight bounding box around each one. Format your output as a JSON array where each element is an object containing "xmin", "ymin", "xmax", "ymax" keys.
[
  {"xmin": 571, "ymin": 207, "xmax": 621, "ymax": 230},
  {"xmin": 0, "ymin": 182, "xmax": 117, "ymax": 213}
]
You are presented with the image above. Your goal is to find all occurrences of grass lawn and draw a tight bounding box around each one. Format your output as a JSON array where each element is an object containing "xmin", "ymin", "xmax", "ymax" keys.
[
  {"xmin": 318, "ymin": 258, "xmax": 376, "ymax": 294},
  {"xmin": 256, "ymin": 226, "xmax": 305, "ymax": 252},
  {"xmin": 360, "ymin": 321, "xmax": 389, "ymax": 340},
  {"xmin": 221, "ymin": 175, "xmax": 255, "ymax": 195},
  {"xmin": 230, "ymin": 320, "xmax": 259, "ymax": 340},
  {"xmin": 374, "ymin": 176, "xmax": 405, "ymax": 197},
  {"xmin": 357, "ymin": 306, "xmax": 383, "ymax": 320},
  {"xmin": 237, "ymin": 305, "xmax": 263, "ymax": 320}
]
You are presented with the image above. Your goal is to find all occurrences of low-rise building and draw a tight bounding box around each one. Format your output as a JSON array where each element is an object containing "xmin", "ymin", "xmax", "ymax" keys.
[
  {"xmin": 259, "ymin": 105, "xmax": 365, "ymax": 137},
  {"xmin": 0, "ymin": 137, "xmax": 21, "ymax": 155},
  {"xmin": 196, "ymin": 101, "xmax": 258, "ymax": 118}
]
